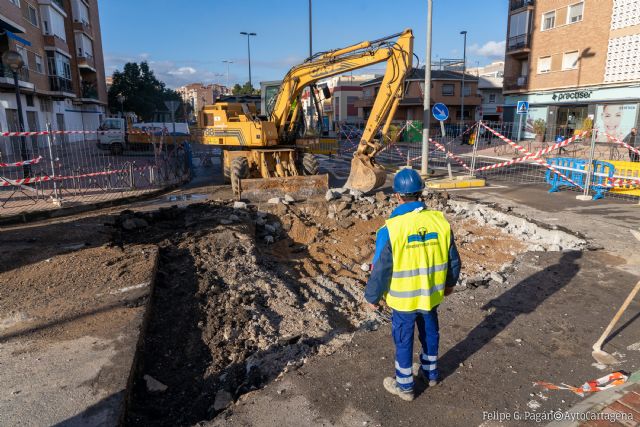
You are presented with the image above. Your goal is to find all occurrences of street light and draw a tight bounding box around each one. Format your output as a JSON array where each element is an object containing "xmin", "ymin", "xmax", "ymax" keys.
[
  {"xmin": 116, "ymin": 93, "xmax": 125, "ymax": 117},
  {"xmin": 2, "ymin": 50, "xmax": 30, "ymax": 177},
  {"xmin": 421, "ymin": 0, "xmax": 433, "ymax": 177},
  {"xmin": 460, "ymin": 30, "xmax": 467, "ymax": 126},
  {"xmin": 222, "ymin": 60, "xmax": 233, "ymax": 90},
  {"xmin": 240, "ymin": 32, "xmax": 257, "ymax": 89}
]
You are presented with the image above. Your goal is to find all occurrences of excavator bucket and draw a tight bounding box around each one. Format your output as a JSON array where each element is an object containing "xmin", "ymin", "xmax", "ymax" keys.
[
  {"xmin": 238, "ymin": 174, "xmax": 329, "ymax": 202},
  {"xmin": 345, "ymin": 154, "xmax": 387, "ymax": 193}
]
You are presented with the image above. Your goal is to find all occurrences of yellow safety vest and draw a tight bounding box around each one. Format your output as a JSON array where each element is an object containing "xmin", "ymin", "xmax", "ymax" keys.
[{"xmin": 384, "ymin": 208, "xmax": 451, "ymax": 312}]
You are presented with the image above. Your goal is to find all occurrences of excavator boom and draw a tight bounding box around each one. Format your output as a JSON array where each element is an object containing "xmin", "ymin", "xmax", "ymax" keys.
[{"xmin": 270, "ymin": 29, "xmax": 414, "ymax": 192}]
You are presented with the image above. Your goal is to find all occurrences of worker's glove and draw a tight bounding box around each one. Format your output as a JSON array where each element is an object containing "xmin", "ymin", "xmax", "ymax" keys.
[{"xmin": 444, "ymin": 287, "xmax": 454, "ymax": 296}]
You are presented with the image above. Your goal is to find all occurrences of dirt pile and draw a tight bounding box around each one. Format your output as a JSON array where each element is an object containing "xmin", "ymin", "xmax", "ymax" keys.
[{"xmin": 122, "ymin": 191, "xmax": 546, "ymax": 425}]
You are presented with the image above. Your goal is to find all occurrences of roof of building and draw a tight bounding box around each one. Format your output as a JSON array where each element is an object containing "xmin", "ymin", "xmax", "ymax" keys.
[
  {"xmin": 360, "ymin": 67, "xmax": 479, "ymax": 87},
  {"xmin": 478, "ymin": 76, "xmax": 503, "ymax": 89}
]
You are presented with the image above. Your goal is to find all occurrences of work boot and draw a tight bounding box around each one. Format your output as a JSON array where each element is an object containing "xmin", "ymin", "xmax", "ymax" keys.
[
  {"xmin": 383, "ymin": 377, "xmax": 414, "ymax": 401},
  {"xmin": 413, "ymin": 363, "xmax": 439, "ymax": 387}
]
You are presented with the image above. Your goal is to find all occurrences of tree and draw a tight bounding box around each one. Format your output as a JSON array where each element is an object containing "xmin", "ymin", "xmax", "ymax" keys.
[
  {"xmin": 232, "ymin": 81, "xmax": 259, "ymax": 95},
  {"xmin": 108, "ymin": 61, "xmax": 187, "ymax": 121}
]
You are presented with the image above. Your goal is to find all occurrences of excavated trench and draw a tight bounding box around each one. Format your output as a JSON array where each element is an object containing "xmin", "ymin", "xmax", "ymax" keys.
[{"xmin": 117, "ymin": 192, "xmax": 586, "ymax": 426}]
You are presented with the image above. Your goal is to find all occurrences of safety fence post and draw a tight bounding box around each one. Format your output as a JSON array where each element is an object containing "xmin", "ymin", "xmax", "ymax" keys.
[
  {"xmin": 45, "ymin": 122, "xmax": 62, "ymax": 206},
  {"xmin": 578, "ymin": 129, "xmax": 597, "ymax": 200},
  {"xmin": 470, "ymin": 121, "xmax": 481, "ymax": 176}
]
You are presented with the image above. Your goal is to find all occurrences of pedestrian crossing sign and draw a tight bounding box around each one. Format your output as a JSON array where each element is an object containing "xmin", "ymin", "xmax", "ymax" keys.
[{"xmin": 517, "ymin": 101, "xmax": 529, "ymax": 114}]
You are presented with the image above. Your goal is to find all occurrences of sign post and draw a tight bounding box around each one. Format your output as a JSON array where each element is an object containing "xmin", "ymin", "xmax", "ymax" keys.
[
  {"xmin": 164, "ymin": 100, "xmax": 181, "ymax": 148},
  {"xmin": 516, "ymin": 101, "xmax": 529, "ymax": 142},
  {"xmin": 432, "ymin": 103, "xmax": 451, "ymax": 178}
]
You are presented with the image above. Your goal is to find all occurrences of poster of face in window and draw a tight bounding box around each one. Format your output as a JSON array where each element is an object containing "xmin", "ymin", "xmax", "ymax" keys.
[{"xmin": 594, "ymin": 104, "xmax": 638, "ymax": 143}]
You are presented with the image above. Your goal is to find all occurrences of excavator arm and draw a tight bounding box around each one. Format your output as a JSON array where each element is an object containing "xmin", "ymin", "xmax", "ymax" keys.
[{"xmin": 269, "ymin": 29, "xmax": 414, "ymax": 191}]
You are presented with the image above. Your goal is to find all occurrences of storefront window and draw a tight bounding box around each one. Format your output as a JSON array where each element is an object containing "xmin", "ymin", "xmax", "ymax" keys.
[{"xmin": 594, "ymin": 104, "xmax": 638, "ymax": 142}]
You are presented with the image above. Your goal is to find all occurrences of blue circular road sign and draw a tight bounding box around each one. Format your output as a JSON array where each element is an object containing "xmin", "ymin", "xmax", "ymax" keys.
[{"xmin": 432, "ymin": 103, "xmax": 449, "ymax": 121}]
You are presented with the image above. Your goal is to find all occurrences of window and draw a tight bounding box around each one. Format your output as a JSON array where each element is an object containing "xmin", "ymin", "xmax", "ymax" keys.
[
  {"xmin": 28, "ymin": 5, "xmax": 39, "ymax": 27},
  {"xmin": 75, "ymin": 33, "xmax": 93, "ymax": 57},
  {"xmin": 40, "ymin": 5, "xmax": 66, "ymax": 40},
  {"xmin": 46, "ymin": 51, "xmax": 71, "ymax": 79},
  {"xmin": 8, "ymin": 0, "xmax": 19, "ymax": 6},
  {"xmin": 463, "ymin": 86, "xmax": 471, "ymax": 96},
  {"xmin": 15, "ymin": 45, "xmax": 29, "ymax": 69},
  {"xmin": 442, "ymin": 84, "xmax": 454, "ymax": 96},
  {"xmin": 542, "ymin": 11, "xmax": 555, "ymax": 30},
  {"xmin": 26, "ymin": 94, "xmax": 34, "ymax": 107},
  {"xmin": 72, "ymin": 0, "xmax": 90, "ymax": 24},
  {"xmin": 35, "ymin": 54, "xmax": 43, "ymax": 73},
  {"xmin": 509, "ymin": 11, "xmax": 530, "ymax": 37},
  {"xmin": 568, "ymin": 2, "xmax": 584, "ymax": 23},
  {"xmin": 537, "ymin": 56, "xmax": 551, "ymax": 73},
  {"xmin": 562, "ymin": 51, "xmax": 579, "ymax": 69},
  {"xmin": 489, "ymin": 94, "xmax": 496, "ymax": 103},
  {"xmin": 101, "ymin": 119, "xmax": 122, "ymax": 130}
]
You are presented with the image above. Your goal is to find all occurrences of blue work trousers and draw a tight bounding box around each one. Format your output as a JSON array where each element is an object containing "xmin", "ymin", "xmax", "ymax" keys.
[{"xmin": 392, "ymin": 307, "xmax": 439, "ymax": 391}]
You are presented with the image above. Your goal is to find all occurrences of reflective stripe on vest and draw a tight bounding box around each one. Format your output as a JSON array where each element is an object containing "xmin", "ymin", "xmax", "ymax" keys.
[{"xmin": 385, "ymin": 208, "xmax": 451, "ymax": 312}]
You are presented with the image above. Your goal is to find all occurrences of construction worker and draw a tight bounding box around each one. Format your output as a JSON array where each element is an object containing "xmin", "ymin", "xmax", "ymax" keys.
[{"xmin": 365, "ymin": 168, "xmax": 461, "ymax": 401}]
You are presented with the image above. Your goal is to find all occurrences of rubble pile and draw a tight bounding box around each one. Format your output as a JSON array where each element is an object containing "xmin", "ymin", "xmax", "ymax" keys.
[{"xmin": 121, "ymin": 188, "xmax": 585, "ymax": 423}]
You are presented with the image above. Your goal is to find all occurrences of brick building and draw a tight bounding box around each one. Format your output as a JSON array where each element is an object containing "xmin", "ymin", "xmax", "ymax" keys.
[
  {"xmin": 0, "ymin": 0, "xmax": 107, "ymax": 142},
  {"xmin": 357, "ymin": 68, "xmax": 480, "ymax": 124},
  {"xmin": 503, "ymin": 0, "xmax": 640, "ymax": 140},
  {"xmin": 176, "ymin": 82, "xmax": 229, "ymax": 122}
]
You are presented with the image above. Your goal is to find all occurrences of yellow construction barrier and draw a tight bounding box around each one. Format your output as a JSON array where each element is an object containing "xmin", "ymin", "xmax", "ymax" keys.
[
  {"xmin": 296, "ymin": 137, "xmax": 339, "ymax": 155},
  {"xmin": 609, "ymin": 161, "xmax": 640, "ymax": 197}
]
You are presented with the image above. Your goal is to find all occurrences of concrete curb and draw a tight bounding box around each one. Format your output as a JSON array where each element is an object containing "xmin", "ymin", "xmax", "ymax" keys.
[{"xmin": 0, "ymin": 183, "xmax": 183, "ymax": 227}]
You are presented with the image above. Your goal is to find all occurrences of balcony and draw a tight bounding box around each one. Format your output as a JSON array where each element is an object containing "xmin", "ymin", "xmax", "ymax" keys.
[
  {"xmin": 0, "ymin": 63, "xmax": 30, "ymax": 82},
  {"xmin": 43, "ymin": 35, "xmax": 69, "ymax": 52},
  {"xmin": 507, "ymin": 34, "xmax": 531, "ymax": 57},
  {"xmin": 49, "ymin": 75, "xmax": 73, "ymax": 93},
  {"xmin": 503, "ymin": 75, "xmax": 528, "ymax": 92},
  {"xmin": 80, "ymin": 81, "xmax": 98, "ymax": 100},
  {"xmin": 77, "ymin": 54, "xmax": 96, "ymax": 71},
  {"xmin": 510, "ymin": 0, "xmax": 534, "ymax": 11},
  {"xmin": 72, "ymin": 20, "xmax": 92, "ymax": 33}
]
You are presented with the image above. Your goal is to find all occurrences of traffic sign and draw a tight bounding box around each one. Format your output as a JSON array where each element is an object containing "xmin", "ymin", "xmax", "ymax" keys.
[
  {"xmin": 432, "ymin": 103, "xmax": 449, "ymax": 121},
  {"xmin": 516, "ymin": 101, "xmax": 529, "ymax": 114},
  {"xmin": 164, "ymin": 100, "xmax": 181, "ymax": 112}
]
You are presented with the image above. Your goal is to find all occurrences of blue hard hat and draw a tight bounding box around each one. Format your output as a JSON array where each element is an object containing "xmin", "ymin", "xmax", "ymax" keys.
[
  {"xmin": 393, "ymin": 168, "xmax": 424, "ymax": 195},
  {"xmin": 556, "ymin": 135, "xmax": 565, "ymax": 142}
]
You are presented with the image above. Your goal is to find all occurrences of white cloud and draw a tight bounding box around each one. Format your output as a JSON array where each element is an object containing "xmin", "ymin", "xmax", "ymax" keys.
[
  {"xmin": 104, "ymin": 53, "xmax": 229, "ymax": 88},
  {"xmin": 468, "ymin": 40, "xmax": 506, "ymax": 59},
  {"xmin": 167, "ymin": 66, "xmax": 197, "ymax": 76}
]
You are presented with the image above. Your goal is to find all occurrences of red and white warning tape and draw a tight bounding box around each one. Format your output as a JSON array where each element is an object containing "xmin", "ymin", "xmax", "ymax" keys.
[
  {"xmin": 605, "ymin": 133, "xmax": 640, "ymax": 156},
  {"xmin": 536, "ymin": 371, "xmax": 627, "ymax": 397},
  {"xmin": 480, "ymin": 122, "xmax": 585, "ymax": 190},
  {"xmin": 0, "ymin": 129, "xmax": 155, "ymax": 137},
  {"xmin": 429, "ymin": 139, "xmax": 472, "ymax": 172},
  {"xmin": 475, "ymin": 130, "xmax": 589, "ymax": 172},
  {"xmin": 0, "ymin": 156, "xmax": 43, "ymax": 168},
  {"xmin": 0, "ymin": 165, "xmax": 153, "ymax": 187}
]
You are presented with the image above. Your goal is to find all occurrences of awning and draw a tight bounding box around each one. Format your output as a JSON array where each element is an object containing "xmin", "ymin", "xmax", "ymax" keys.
[{"xmin": 4, "ymin": 30, "xmax": 31, "ymax": 46}]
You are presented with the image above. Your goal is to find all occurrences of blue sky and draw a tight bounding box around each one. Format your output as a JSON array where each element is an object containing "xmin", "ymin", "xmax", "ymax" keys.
[{"xmin": 98, "ymin": 0, "xmax": 508, "ymax": 88}]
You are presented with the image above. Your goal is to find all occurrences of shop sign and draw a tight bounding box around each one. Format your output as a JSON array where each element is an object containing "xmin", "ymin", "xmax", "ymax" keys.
[{"xmin": 551, "ymin": 90, "xmax": 593, "ymax": 102}]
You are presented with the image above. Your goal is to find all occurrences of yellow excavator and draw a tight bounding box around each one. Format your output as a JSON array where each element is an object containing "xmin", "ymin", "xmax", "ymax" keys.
[{"xmin": 198, "ymin": 29, "xmax": 414, "ymax": 198}]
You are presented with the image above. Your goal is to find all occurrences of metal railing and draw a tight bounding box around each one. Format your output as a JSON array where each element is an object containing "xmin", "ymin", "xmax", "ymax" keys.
[
  {"xmin": 507, "ymin": 34, "xmax": 531, "ymax": 52},
  {"xmin": 49, "ymin": 76, "xmax": 73, "ymax": 93},
  {"xmin": 510, "ymin": 0, "xmax": 534, "ymax": 11},
  {"xmin": 503, "ymin": 75, "xmax": 528, "ymax": 91},
  {"xmin": 0, "ymin": 64, "xmax": 30, "ymax": 82}
]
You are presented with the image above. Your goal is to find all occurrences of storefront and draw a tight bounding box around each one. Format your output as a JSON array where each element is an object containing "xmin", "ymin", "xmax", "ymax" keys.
[{"xmin": 505, "ymin": 85, "xmax": 640, "ymax": 141}]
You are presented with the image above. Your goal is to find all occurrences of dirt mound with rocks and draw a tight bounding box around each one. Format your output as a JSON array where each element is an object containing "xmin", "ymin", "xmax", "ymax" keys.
[{"xmin": 121, "ymin": 191, "xmax": 543, "ymax": 425}]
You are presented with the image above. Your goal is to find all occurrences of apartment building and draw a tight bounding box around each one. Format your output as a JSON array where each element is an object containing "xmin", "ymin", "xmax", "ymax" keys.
[
  {"xmin": 176, "ymin": 82, "xmax": 229, "ymax": 122},
  {"xmin": 0, "ymin": 0, "xmax": 107, "ymax": 144},
  {"xmin": 503, "ymin": 0, "xmax": 640, "ymax": 140},
  {"xmin": 357, "ymin": 68, "xmax": 480, "ymax": 124}
]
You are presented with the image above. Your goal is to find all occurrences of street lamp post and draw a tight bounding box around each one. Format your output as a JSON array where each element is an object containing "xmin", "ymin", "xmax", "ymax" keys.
[
  {"xmin": 240, "ymin": 32, "xmax": 257, "ymax": 88},
  {"xmin": 2, "ymin": 50, "xmax": 30, "ymax": 177},
  {"xmin": 421, "ymin": 0, "xmax": 433, "ymax": 177},
  {"xmin": 222, "ymin": 60, "xmax": 233, "ymax": 91},
  {"xmin": 460, "ymin": 30, "xmax": 467, "ymax": 126},
  {"xmin": 116, "ymin": 93, "xmax": 125, "ymax": 118}
]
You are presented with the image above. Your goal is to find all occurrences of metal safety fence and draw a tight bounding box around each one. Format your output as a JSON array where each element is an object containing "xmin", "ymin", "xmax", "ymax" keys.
[
  {"xmin": 336, "ymin": 120, "xmax": 640, "ymax": 202},
  {"xmin": 0, "ymin": 125, "xmax": 193, "ymax": 217}
]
